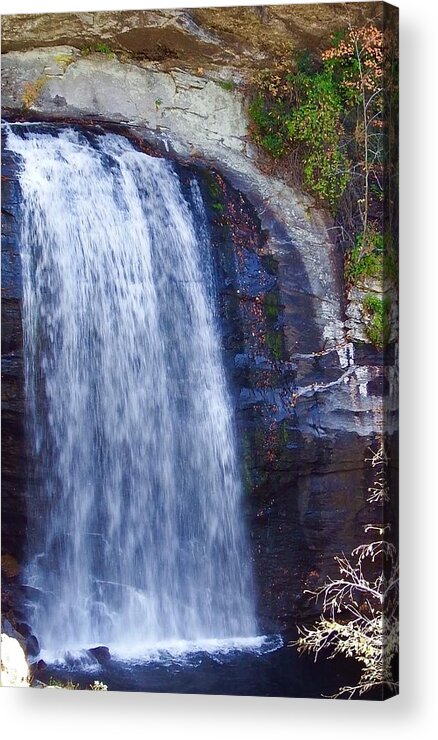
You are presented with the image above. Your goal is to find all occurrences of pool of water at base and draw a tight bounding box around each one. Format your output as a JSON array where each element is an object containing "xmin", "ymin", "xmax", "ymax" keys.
[{"xmin": 36, "ymin": 635, "xmax": 374, "ymax": 699}]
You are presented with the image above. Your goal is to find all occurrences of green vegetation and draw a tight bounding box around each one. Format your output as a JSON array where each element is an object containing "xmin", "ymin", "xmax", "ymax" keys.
[
  {"xmin": 249, "ymin": 24, "xmax": 386, "ymax": 211},
  {"xmin": 248, "ymin": 94, "xmax": 290, "ymax": 160},
  {"xmin": 155, "ymin": 98, "xmax": 162, "ymax": 111},
  {"xmin": 218, "ymin": 79, "xmax": 236, "ymax": 91},
  {"xmin": 344, "ymin": 229, "xmax": 384, "ymax": 283},
  {"xmin": 207, "ymin": 179, "xmax": 221, "ymax": 199},
  {"xmin": 94, "ymin": 42, "xmax": 113, "ymax": 55},
  {"xmin": 264, "ymin": 291, "xmax": 280, "ymax": 321},
  {"xmin": 81, "ymin": 42, "xmax": 115, "ymax": 57},
  {"xmin": 362, "ymin": 293, "xmax": 391, "ymax": 349},
  {"xmin": 249, "ymin": 67, "xmax": 350, "ymax": 206},
  {"xmin": 266, "ymin": 330, "xmax": 282, "ymax": 361},
  {"xmin": 206, "ymin": 175, "xmax": 226, "ymax": 215},
  {"xmin": 342, "ymin": 225, "xmax": 394, "ymax": 349},
  {"xmin": 344, "ymin": 230, "xmax": 398, "ymax": 286},
  {"xmin": 248, "ymin": 22, "xmax": 398, "ymax": 349},
  {"xmin": 286, "ymin": 71, "xmax": 350, "ymax": 206}
]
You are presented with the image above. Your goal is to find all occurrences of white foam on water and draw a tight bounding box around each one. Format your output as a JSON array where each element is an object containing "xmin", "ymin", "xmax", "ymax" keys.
[{"xmin": 40, "ymin": 634, "xmax": 283, "ymax": 670}]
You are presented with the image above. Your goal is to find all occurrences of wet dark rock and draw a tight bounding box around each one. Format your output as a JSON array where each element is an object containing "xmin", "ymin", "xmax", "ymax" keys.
[
  {"xmin": 2, "ymin": 617, "xmax": 19, "ymax": 639},
  {"xmin": 29, "ymin": 658, "xmax": 47, "ymax": 684},
  {"xmin": 20, "ymin": 585, "xmax": 50, "ymax": 605},
  {"xmin": 26, "ymin": 634, "xmax": 40, "ymax": 657},
  {"xmin": 2, "ymin": 147, "xmax": 29, "ymax": 570},
  {"xmin": 1, "ymin": 619, "xmax": 27, "ymax": 652},
  {"xmin": 16, "ymin": 621, "xmax": 32, "ymax": 638},
  {"xmin": 88, "ymin": 645, "xmax": 111, "ymax": 664}
]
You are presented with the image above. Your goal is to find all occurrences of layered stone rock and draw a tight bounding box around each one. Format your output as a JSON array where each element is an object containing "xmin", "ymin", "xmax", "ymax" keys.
[{"xmin": 0, "ymin": 5, "xmax": 381, "ymax": 65}]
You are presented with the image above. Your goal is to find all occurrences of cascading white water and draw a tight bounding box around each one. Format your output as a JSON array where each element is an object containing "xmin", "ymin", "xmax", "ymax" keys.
[{"xmin": 6, "ymin": 125, "xmax": 262, "ymax": 662}]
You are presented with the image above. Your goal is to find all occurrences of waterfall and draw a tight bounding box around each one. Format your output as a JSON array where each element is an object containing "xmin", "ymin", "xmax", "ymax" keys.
[{"xmin": 6, "ymin": 125, "xmax": 261, "ymax": 662}]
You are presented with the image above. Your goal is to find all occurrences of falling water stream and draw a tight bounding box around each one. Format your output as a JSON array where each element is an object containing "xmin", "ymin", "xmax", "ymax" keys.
[{"xmin": 5, "ymin": 125, "xmax": 276, "ymax": 665}]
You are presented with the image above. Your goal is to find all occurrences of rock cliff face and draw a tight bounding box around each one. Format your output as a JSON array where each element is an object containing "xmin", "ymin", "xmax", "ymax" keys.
[
  {"xmin": 0, "ymin": 5, "xmax": 380, "ymax": 64},
  {"xmin": 1, "ymin": 6, "xmax": 395, "ymax": 633}
]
